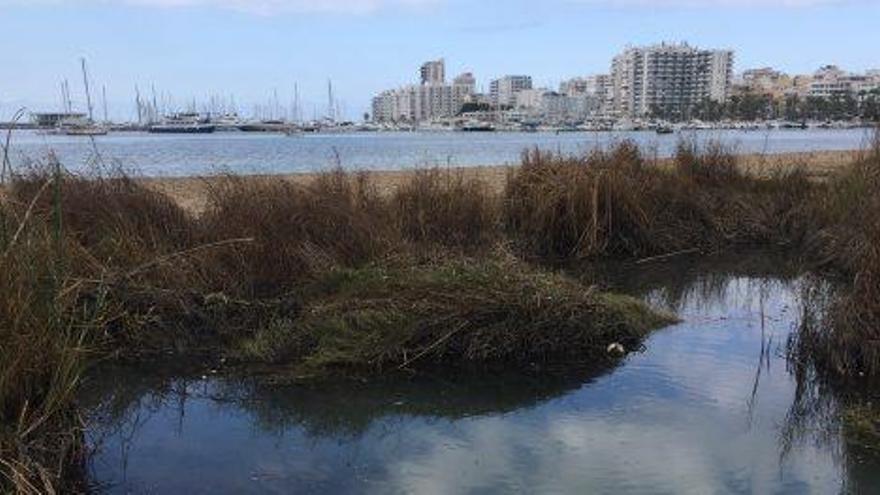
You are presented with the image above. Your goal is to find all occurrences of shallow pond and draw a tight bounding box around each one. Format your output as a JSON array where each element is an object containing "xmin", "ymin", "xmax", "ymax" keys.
[{"xmin": 80, "ymin": 257, "xmax": 880, "ymax": 494}]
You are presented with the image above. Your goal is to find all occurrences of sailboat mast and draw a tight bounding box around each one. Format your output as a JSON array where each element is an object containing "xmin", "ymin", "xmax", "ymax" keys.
[
  {"xmin": 62, "ymin": 79, "xmax": 72, "ymax": 113},
  {"xmin": 294, "ymin": 82, "xmax": 300, "ymax": 123},
  {"xmin": 151, "ymin": 85, "xmax": 159, "ymax": 123},
  {"xmin": 135, "ymin": 85, "xmax": 143, "ymax": 126},
  {"xmin": 102, "ymin": 85, "xmax": 109, "ymax": 123},
  {"xmin": 59, "ymin": 81, "xmax": 67, "ymax": 113},
  {"xmin": 327, "ymin": 79, "xmax": 334, "ymax": 122},
  {"xmin": 81, "ymin": 57, "xmax": 94, "ymax": 122}
]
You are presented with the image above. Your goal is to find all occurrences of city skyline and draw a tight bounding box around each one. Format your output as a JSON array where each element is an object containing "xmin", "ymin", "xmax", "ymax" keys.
[{"xmin": 1, "ymin": 0, "xmax": 878, "ymax": 120}]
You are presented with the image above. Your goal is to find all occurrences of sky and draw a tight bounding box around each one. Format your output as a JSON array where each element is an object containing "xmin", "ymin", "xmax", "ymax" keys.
[{"xmin": 1, "ymin": 0, "xmax": 878, "ymax": 121}]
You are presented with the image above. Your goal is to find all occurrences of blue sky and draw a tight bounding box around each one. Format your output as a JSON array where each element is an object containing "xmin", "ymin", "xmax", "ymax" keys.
[{"xmin": 1, "ymin": 0, "xmax": 878, "ymax": 120}]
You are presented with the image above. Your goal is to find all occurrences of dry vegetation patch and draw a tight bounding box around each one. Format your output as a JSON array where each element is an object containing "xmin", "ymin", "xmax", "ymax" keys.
[{"xmin": 3, "ymin": 135, "xmax": 880, "ymax": 493}]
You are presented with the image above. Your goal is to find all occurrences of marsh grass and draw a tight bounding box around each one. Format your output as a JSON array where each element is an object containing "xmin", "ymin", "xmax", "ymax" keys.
[
  {"xmin": 790, "ymin": 131, "xmax": 880, "ymax": 382},
  {"xmin": 11, "ymin": 166, "xmax": 194, "ymax": 267},
  {"xmin": 393, "ymin": 167, "xmax": 497, "ymax": 251},
  {"xmin": 0, "ymin": 163, "xmax": 101, "ymax": 494},
  {"xmin": 503, "ymin": 140, "xmax": 814, "ymax": 261},
  {"xmin": 504, "ymin": 144, "xmax": 660, "ymax": 259},
  {"xmin": 199, "ymin": 169, "xmax": 392, "ymax": 298},
  {"xmin": 4, "ymin": 132, "xmax": 880, "ymax": 492},
  {"xmin": 240, "ymin": 255, "xmax": 674, "ymax": 375}
]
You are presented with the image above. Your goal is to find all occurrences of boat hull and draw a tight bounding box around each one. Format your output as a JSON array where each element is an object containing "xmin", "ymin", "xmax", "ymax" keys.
[
  {"xmin": 149, "ymin": 125, "xmax": 216, "ymax": 134},
  {"xmin": 65, "ymin": 127, "xmax": 109, "ymax": 136}
]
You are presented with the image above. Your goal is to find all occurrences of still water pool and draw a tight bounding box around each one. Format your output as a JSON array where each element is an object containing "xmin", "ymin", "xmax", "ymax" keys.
[{"xmin": 80, "ymin": 258, "xmax": 879, "ymax": 494}]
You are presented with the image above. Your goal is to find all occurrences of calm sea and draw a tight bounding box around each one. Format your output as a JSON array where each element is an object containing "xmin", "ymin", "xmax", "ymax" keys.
[{"xmin": 4, "ymin": 128, "xmax": 872, "ymax": 177}]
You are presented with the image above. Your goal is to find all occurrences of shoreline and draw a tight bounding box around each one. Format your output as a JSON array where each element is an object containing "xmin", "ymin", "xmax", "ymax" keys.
[{"xmin": 138, "ymin": 148, "xmax": 861, "ymax": 214}]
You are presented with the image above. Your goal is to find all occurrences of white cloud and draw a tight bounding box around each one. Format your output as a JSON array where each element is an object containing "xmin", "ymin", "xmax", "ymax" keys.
[{"xmin": 0, "ymin": 0, "xmax": 442, "ymax": 15}]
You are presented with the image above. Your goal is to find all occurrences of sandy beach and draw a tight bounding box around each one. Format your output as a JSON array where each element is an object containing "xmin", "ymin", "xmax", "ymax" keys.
[{"xmin": 137, "ymin": 149, "xmax": 862, "ymax": 214}]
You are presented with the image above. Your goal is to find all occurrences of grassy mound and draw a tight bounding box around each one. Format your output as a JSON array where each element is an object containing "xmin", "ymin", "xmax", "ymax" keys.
[{"xmin": 241, "ymin": 257, "xmax": 675, "ymax": 374}]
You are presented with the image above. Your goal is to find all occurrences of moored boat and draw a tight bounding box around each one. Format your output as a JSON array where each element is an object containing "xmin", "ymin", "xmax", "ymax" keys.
[
  {"xmin": 458, "ymin": 120, "xmax": 495, "ymax": 132},
  {"xmin": 149, "ymin": 123, "xmax": 216, "ymax": 134},
  {"xmin": 149, "ymin": 112, "xmax": 216, "ymax": 134},
  {"xmin": 65, "ymin": 125, "xmax": 109, "ymax": 136},
  {"xmin": 238, "ymin": 120, "xmax": 289, "ymax": 133}
]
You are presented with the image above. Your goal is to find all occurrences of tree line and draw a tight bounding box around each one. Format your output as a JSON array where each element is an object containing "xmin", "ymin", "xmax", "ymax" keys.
[{"xmin": 652, "ymin": 89, "xmax": 880, "ymax": 122}]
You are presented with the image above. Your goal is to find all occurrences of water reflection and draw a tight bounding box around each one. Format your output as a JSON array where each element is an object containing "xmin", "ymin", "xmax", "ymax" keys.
[{"xmin": 82, "ymin": 257, "xmax": 877, "ymax": 494}]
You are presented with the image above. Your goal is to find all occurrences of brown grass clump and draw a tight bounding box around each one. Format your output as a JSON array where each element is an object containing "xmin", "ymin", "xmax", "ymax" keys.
[
  {"xmin": 504, "ymin": 145, "xmax": 660, "ymax": 259},
  {"xmin": 807, "ymin": 133, "xmax": 880, "ymax": 273},
  {"xmin": 392, "ymin": 168, "xmax": 497, "ymax": 250},
  {"xmin": 692, "ymin": 151, "xmax": 815, "ymax": 248},
  {"xmin": 0, "ymin": 170, "xmax": 97, "ymax": 494},
  {"xmin": 10, "ymin": 162, "xmax": 194, "ymax": 269},
  {"xmin": 674, "ymin": 139, "xmax": 742, "ymax": 185},
  {"xmin": 503, "ymin": 140, "xmax": 815, "ymax": 261},
  {"xmin": 792, "ymin": 131, "xmax": 880, "ymax": 381},
  {"xmin": 6, "ymin": 163, "xmax": 229, "ymax": 356},
  {"xmin": 199, "ymin": 168, "xmax": 392, "ymax": 298}
]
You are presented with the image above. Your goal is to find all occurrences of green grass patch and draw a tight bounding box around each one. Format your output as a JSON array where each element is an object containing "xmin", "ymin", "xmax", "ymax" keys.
[
  {"xmin": 844, "ymin": 405, "xmax": 880, "ymax": 453},
  {"xmin": 239, "ymin": 258, "xmax": 675, "ymax": 375}
]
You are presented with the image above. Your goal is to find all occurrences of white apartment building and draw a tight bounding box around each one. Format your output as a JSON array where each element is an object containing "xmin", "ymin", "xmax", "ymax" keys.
[
  {"xmin": 540, "ymin": 92, "xmax": 595, "ymax": 122},
  {"xmin": 453, "ymin": 72, "xmax": 476, "ymax": 92},
  {"xmin": 515, "ymin": 89, "xmax": 546, "ymax": 110},
  {"xmin": 515, "ymin": 89, "xmax": 599, "ymax": 122},
  {"xmin": 420, "ymin": 59, "xmax": 445, "ymax": 85},
  {"xmin": 610, "ymin": 43, "xmax": 734, "ymax": 118},
  {"xmin": 372, "ymin": 59, "xmax": 475, "ymax": 122},
  {"xmin": 490, "ymin": 75, "xmax": 533, "ymax": 107},
  {"xmin": 560, "ymin": 75, "xmax": 613, "ymax": 115},
  {"xmin": 371, "ymin": 90, "xmax": 395, "ymax": 122},
  {"xmin": 809, "ymin": 65, "xmax": 852, "ymax": 97},
  {"xmin": 453, "ymin": 72, "xmax": 477, "ymax": 104},
  {"xmin": 809, "ymin": 65, "xmax": 880, "ymax": 98},
  {"xmin": 741, "ymin": 68, "xmax": 787, "ymax": 91}
]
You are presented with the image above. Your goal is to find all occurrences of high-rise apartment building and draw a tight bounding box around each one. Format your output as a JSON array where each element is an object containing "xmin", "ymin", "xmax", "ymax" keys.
[
  {"xmin": 610, "ymin": 43, "xmax": 734, "ymax": 118},
  {"xmin": 420, "ymin": 59, "xmax": 446, "ymax": 85},
  {"xmin": 453, "ymin": 72, "xmax": 477, "ymax": 93},
  {"xmin": 490, "ymin": 75, "xmax": 533, "ymax": 107},
  {"xmin": 372, "ymin": 59, "xmax": 475, "ymax": 122},
  {"xmin": 560, "ymin": 75, "xmax": 613, "ymax": 115}
]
